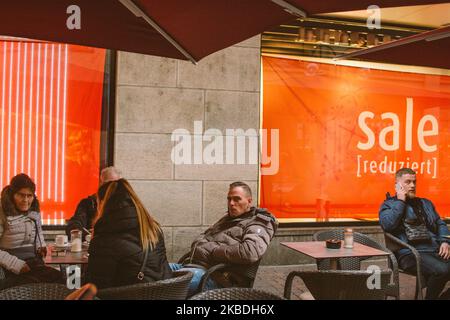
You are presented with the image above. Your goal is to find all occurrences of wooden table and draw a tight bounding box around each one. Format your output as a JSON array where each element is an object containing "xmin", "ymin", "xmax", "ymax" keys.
[{"xmin": 281, "ymin": 241, "xmax": 390, "ymax": 270}]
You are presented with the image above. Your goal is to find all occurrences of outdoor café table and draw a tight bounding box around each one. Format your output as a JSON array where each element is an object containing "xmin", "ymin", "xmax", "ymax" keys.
[
  {"xmin": 45, "ymin": 249, "xmax": 89, "ymax": 266},
  {"xmin": 281, "ymin": 241, "xmax": 390, "ymax": 270},
  {"xmin": 45, "ymin": 244, "xmax": 89, "ymax": 276}
]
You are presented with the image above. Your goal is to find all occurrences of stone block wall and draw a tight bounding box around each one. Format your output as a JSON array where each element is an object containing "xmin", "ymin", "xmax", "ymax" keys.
[{"xmin": 114, "ymin": 36, "xmax": 261, "ymax": 261}]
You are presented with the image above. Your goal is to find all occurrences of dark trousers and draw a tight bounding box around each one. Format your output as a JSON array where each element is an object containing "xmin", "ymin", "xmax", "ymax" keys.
[
  {"xmin": 401, "ymin": 252, "xmax": 450, "ymax": 299},
  {"xmin": 1, "ymin": 258, "xmax": 64, "ymax": 290}
]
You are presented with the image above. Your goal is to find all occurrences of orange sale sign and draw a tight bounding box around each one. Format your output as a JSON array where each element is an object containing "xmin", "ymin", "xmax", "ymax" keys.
[{"xmin": 261, "ymin": 57, "xmax": 450, "ymax": 221}]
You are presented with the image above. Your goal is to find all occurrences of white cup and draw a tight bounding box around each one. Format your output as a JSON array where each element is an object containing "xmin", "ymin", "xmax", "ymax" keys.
[
  {"xmin": 85, "ymin": 234, "xmax": 91, "ymax": 243},
  {"xmin": 55, "ymin": 235, "xmax": 68, "ymax": 247}
]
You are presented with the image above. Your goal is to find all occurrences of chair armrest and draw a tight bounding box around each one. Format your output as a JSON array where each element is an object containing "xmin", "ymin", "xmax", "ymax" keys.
[
  {"xmin": 0, "ymin": 267, "xmax": 5, "ymax": 281},
  {"xmin": 198, "ymin": 263, "xmax": 228, "ymax": 292},
  {"xmin": 374, "ymin": 236, "xmax": 400, "ymax": 290},
  {"xmin": 384, "ymin": 233, "xmax": 422, "ymax": 266},
  {"xmin": 177, "ymin": 252, "xmax": 208, "ymax": 270},
  {"xmin": 381, "ymin": 247, "xmax": 400, "ymax": 299},
  {"xmin": 385, "ymin": 232, "xmax": 415, "ymax": 252},
  {"xmin": 384, "ymin": 233, "xmax": 423, "ymax": 292},
  {"xmin": 283, "ymin": 271, "xmax": 304, "ymax": 300},
  {"xmin": 177, "ymin": 252, "xmax": 191, "ymax": 264},
  {"xmin": 386, "ymin": 248, "xmax": 399, "ymax": 285}
]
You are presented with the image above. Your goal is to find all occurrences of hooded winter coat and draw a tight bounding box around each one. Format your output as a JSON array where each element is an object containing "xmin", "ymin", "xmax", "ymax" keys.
[{"xmin": 183, "ymin": 207, "xmax": 277, "ymax": 286}]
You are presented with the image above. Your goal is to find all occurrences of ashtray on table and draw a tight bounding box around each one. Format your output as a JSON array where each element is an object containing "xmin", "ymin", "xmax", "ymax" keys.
[{"xmin": 325, "ymin": 239, "xmax": 342, "ymax": 249}]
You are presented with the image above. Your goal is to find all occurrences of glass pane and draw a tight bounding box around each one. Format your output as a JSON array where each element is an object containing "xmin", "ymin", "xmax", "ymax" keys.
[
  {"xmin": 0, "ymin": 40, "xmax": 106, "ymax": 225},
  {"xmin": 261, "ymin": 56, "xmax": 450, "ymax": 222}
]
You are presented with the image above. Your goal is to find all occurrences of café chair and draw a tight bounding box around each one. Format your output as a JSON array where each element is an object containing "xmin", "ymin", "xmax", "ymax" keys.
[
  {"xmin": 0, "ymin": 283, "xmax": 73, "ymax": 300},
  {"xmin": 96, "ymin": 270, "xmax": 193, "ymax": 300},
  {"xmin": 313, "ymin": 229, "xmax": 400, "ymax": 299},
  {"xmin": 284, "ymin": 270, "xmax": 391, "ymax": 300},
  {"xmin": 190, "ymin": 287, "xmax": 284, "ymax": 300},
  {"xmin": 177, "ymin": 252, "xmax": 261, "ymax": 294},
  {"xmin": 0, "ymin": 266, "xmax": 5, "ymax": 281},
  {"xmin": 384, "ymin": 232, "xmax": 426, "ymax": 300},
  {"xmin": 0, "ymin": 267, "xmax": 7, "ymax": 291}
]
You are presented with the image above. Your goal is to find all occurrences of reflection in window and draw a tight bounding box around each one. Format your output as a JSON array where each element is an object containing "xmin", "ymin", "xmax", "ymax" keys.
[{"xmin": 0, "ymin": 40, "xmax": 106, "ymax": 224}]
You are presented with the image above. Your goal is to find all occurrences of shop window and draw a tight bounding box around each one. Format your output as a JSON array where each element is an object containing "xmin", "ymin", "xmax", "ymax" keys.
[{"xmin": 0, "ymin": 39, "xmax": 114, "ymax": 225}]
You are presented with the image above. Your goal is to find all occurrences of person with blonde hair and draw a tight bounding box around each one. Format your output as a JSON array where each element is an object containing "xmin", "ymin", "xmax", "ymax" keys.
[
  {"xmin": 86, "ymin": 178, "xmax": 172, "ymax": 289},
  {"xmin": 66, "ymin": 166, "xmax": 122, "ymax": 240}
]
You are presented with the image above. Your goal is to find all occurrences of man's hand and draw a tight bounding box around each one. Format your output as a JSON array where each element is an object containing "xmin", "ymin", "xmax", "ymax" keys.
[
  {"xmin": 395, "ymin": 182, "xmax": 407, "ymax": 201},
  {"xmin": 439, "ymin": 242, "xmax": 450, "ymax": 260},
  {"xmin": 37, "ymin": 247, "xmax": 47, "ymax": 258},
  {"xmin": 20, "ymin": 264, "xmax": 31, "ymax": 274}
]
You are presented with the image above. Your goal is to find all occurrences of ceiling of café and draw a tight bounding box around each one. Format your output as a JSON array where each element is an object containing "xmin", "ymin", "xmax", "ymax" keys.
[
  {"xmin": 320, "ymin": 3, "xmax": 450, "ymax": 28},
  {"xmin": 262, "ymin": 3, "xmax": 450, "ymax": 60}
]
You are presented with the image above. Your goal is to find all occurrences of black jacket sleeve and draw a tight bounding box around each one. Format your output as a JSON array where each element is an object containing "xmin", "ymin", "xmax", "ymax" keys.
[
  {"xmin": 379, "ymin": 199, "xmax": 406, "ymax": 233},
  {"xmin": 66, "ymin": 196, "xmax": 96, "ymax": 237}
]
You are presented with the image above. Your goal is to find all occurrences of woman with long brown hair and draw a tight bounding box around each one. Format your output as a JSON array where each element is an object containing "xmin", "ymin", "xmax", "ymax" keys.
[
  {"xmin": 0, "ymin": 174, "xmax": 64, "ymax": 289},
  {"xmin": 87, "ymin": 178, "xmax": 172, "ymax": 289}
]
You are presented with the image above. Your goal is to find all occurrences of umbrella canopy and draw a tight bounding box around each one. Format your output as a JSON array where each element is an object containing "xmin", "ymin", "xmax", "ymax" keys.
[
  {"xmin": 336, "ymin": 25, "xmax": 450, "ymax": 70},
  {"xmin": 289, "ymin": 0, "xmax": 450, "ymax": 15},
  {"xmin": 0, "ymin": 0, "xmax": 449, "ymax": 62}
]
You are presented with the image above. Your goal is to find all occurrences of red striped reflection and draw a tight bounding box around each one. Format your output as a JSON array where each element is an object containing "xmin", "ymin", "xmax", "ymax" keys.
[{"xmin": 0, "ymin": 41, "xmax": 105, "ymax": 225}]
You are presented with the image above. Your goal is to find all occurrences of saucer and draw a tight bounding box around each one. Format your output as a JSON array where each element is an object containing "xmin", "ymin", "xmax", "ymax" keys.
[{"xmin": 53, "ymin": 244, "xmax": 70, "ymax": 250}]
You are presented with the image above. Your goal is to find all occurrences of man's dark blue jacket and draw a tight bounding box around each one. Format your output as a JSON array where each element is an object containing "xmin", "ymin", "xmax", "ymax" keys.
[{"xmin": 379, "ymin": 195, "xmax": 450, "ymax": 263}]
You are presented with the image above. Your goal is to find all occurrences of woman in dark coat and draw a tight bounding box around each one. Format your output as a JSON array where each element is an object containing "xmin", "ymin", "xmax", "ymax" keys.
[{"xmin": 87, "ymin": 178, "xmax": 172, "ymax": 289}]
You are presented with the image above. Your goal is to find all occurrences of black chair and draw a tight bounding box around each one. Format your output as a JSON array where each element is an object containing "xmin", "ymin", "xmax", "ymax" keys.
[
  {"xmin": 284, "ymin": 270, "xmax": 391, "ymax": 300},
  {"xmin": 313, "ymin": 229, "xmax": 400, "ymax": 299},
  {"xmin": 0, "ymin": 266, "xmax": 5, "ymax": 281},
  {"xmin": 97, "ymin": 270, "xmax": 193, "ymax": 300},
  {"xmin": 190, "ymin": 287, "xmax": 284, "ymax": 300},
  {"xmin": 384, "ymin": 232, "xmax": 426, "ymax": 300},
  {"xmin": 0, "ymin": 283, "xmax": 73, "ymax": 300},
  {"xmin": 0, "ymin": 267, "xmax": 6, "ymax": 291},
  {"xmin": 177, "ymin": 252, "xmax": 261, "ymax": 294}
]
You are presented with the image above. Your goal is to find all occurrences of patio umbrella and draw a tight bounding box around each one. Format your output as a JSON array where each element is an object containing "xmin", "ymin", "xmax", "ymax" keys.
[
  {"xmin": 336, "ymin": 25, "xmax": 450, "ymax": 70},
  {"xmin": 0, "ymin": 0, "xmax": 448, "ymax": 63}
]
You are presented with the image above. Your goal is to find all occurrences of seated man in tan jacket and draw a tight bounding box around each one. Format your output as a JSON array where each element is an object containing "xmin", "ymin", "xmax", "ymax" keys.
[{"xmin": 170, "ymin": 181, "xmax": 278, "ymax": 296}]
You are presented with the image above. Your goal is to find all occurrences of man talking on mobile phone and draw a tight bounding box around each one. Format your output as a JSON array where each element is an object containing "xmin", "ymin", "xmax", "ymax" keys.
[{"xmin": 379, "ymin": 168, "xmax": 450, "ymax": 299}]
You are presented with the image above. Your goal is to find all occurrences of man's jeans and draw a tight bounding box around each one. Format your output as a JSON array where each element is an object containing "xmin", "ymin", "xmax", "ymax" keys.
[
  {"xmin": 169, "ymin": 263, "xmax": 220, "ymax": 297},
  {"xmin": 400, "ymin": 251, "xmax": 450, "ymax": 299}
]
